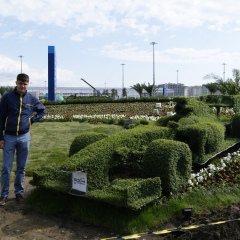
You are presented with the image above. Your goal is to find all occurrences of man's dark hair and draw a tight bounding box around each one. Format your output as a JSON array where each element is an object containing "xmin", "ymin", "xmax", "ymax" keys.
[{"xmin": 16, "ymin": 73, "xmax": 29, "ymax": 82}]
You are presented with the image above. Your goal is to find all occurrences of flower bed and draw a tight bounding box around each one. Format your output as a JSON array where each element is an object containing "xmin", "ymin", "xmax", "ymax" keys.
[{"xmin": 185, "ymin": 150, "xmax": 240, "ymax": 191}]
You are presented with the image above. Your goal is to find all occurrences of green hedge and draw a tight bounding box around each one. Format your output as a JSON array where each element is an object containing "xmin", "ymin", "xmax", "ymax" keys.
[
  {"xmin": 69, "ymin": 132, "xmax": 108, "ymax": 157},
  {"xmin": 87, "ymin": 177, "xmax": 161, "ymax": 210},
  {"xmin": 174, "ymin": 97, "xmax": 213, "ymax": 117},
  {"xmin": 199, "ymin": 94, "xmax": 240, "ymax": 114},
  {"xmin": 156, "ymin": 97, "xmax": 214, "ymax": 128},
  {"xmin": 231, "ymin": 112, "xmax": 240, "ymax": 137},
  {"xmin": 32, "ymin": 126, "xmax": 174, "ymax": 193},
  {"xmin": 176, "ymin": 121, "xmax": 225, "ymax": 163},
  {"xmin": 141, "ymin": 139, "xmax": 192, "ymax": 195},
  {"xmin": 199, "ymin": 95, "xmax": 234, "ymax": 106}
]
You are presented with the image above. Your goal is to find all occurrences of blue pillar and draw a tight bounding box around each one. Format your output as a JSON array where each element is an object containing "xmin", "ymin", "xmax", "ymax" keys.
[
  {"xmin": 48, "ymin": 46, "xmax": 56, "ymax": 101},
  {"xmin": 163, "ymin": 85, "xmax": 166, "ymax": 96}
]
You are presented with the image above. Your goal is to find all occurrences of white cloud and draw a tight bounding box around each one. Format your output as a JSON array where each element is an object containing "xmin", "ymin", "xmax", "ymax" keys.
[
  {"xmin": 20, "ymin": 30, "xmax": 35, "ymax": 40},
  {"xmin": 1, "ymin": 0, "xmax": 240, "ymax": 35},
  {"xmin": 0, "ymin": 31, "xmax": 16, "ymax": 38},
  {"xmin": 99, "ymin": 43, "xmax": 240, "ymax": 65},
  {"xmin": 55, "ymin": 67, "xmax": 79, "ymax": 87},
  {"xmin": 70, "ymin": 33, "xmax": 83, "ymax": 42},
  {"xmin": 1, "ymin": 0, "xmax": 240, "ymax": 88},
  {"xmin": 0, "ymin": 55, "xmax": 19, "ymax": 73}
]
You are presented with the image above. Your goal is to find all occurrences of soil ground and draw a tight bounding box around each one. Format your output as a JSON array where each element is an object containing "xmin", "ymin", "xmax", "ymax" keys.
[{"xmin": 0, "ymin": 177, "xmax": 239, "ymax": 240}]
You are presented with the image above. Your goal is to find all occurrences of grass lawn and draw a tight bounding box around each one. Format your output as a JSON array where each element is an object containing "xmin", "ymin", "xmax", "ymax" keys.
[{"xmin": 0, "ymin": 122, "xmax": 124, "ymax": 176}]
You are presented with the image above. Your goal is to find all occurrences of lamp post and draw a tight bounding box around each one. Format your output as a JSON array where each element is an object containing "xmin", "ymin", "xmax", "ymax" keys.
[
  {"xmin": 18, "ymin": 55, "xmax": 24, "ymax": 73},
  {"xmin": 150, "ymin": 42, "xmax": 157, "ymax": 97},
  {"xmin": 176, "ymin": 70, "xmax": 179, "ymax": 96},
  {"xmin": 222, "ymin": 63, "xmax": 226, "ymax": 81},
  {"xmin": 121, "ymin": 63, "xmax": 125, "ymax": 98}
]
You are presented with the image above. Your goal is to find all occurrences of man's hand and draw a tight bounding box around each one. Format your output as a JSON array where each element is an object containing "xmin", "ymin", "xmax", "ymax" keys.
[{"xmin": 0, "ymin": 140, "xmax": 4, "ymax": 149}]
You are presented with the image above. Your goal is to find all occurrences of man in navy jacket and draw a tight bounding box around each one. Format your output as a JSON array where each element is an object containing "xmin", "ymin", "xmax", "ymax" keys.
[{"xmin": 0, "ymin": 73, "xmax": 46, "ymax": 205}]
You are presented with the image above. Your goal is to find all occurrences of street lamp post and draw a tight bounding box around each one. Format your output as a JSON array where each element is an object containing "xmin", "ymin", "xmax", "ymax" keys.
[
  {"xmin": 150, "ymin": 42, "xmax": 157, "ymax": 97},
  {"xmin": 222, "ymin": 63, "xmax": 226, "ymax": 81},
  {"xmin": 176, "ymin": 70, "xmax": 179, "ymax": 96},
  {"xmin": 18, "ymin": 55, "xmax": 24, "ymax": 73},
  {"xmin": 121, "ymin": 63, "xmax": 125, "ymax": 98}
]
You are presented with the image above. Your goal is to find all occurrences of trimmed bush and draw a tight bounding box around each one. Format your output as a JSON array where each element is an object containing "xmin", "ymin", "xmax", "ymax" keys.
[
  {"xmin": 33, "ymin": 125, "xmax": 174, "ymax": 193},
  {"xmin": 140, "ymin": 119, "xmax": 149, "ymax": 125},
  {"xmin": 177, "ymin": 115, "xmax": 200, "ymax": 125},
  {"xmin": 87, "ymin": 177, "xmax": 161, "ymax": 210},
  {"xmin": 174, "ymin": 97, "xmax": 213, "ymax": 117},
  {"xmin": 109, "ymin": 146, "xmax": 146, "ymax": 180},
  {"xmin": 176, "ymin": 121, "xmax": 225, "ymax": 163},
  {"xmin": 69, "ymin": 132, "xmax": 108, "ymax": 157},
  {"xmin": 231, "ymin": 112, "xmax": 240, "ymax": 137},
  {"xmin": 156, "ymin": 98, "xmax": 214, "ymax": 128},
  {"xmin": 141, "ymin": 139, "xmax": 192, "ymax": 195},
  {"xmin": 156, "ymin": 114, "xmax": 182, "ymax": 127}
]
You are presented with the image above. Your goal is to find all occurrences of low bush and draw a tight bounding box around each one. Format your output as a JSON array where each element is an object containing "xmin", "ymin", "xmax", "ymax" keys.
[
  {"xmin": 141, "ymin": 139, "xmax": 192, "ymax": 195},
  {"xmin": 87, "ymin": 177, "xmax": 161, "ymax": 210},
  {"xmin": 69, "ymin": 132, "xmax": 108, "ymax": 157},
  {"xmin": 176, "ymin": 121, "xmax": 225, "ymax": 163},
  {"xmin": 33, "ymin": 125, "xmax": 175, "ymax": 194},
  {"xmin": 174, "ymin": 97, "xmax": 213, "ymax": 117},
  {"xmin": 231, "ymin": 112, "xmax": 240, "ymax": 137}
]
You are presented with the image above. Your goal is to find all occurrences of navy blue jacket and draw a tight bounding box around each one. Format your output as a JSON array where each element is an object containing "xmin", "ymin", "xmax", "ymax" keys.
[{"xmin": 0, "ymin": 87, "xmax": 46, "ymax": 140}]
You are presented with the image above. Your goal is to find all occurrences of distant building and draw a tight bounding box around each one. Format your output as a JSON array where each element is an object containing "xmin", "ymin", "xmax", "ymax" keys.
[{"xmin": 17, "ymin": 83, "xmax": 214, "ymax": 99}]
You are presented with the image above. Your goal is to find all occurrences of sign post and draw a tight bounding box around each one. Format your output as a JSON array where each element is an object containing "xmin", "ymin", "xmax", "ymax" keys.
[{"xmin": 69, "ymin": 171, "xmax": 87, "ymax": 196}]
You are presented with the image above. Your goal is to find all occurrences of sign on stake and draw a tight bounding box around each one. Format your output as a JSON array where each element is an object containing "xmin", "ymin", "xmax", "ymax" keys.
[{"xmin": 69, "ymin": 171, "xmax": 87, "ymax": 196}]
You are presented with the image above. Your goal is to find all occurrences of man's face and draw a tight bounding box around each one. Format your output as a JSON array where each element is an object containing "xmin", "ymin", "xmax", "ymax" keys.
[{"xmin": 16, "ymin": 81, "xmax": 29, "ymax": 95}]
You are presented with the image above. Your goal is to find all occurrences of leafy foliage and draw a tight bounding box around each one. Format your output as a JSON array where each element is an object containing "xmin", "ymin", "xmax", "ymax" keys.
[
  {"xmin": 231, "ymin": 112, "xmax": 240, "ymax": 137},
  {"xmin": 204, "ymin": 69, "xmax": 240, "ymax": 95},
  {"xmin": 142, "ymin": 139, "xmax": 192, "ymax": 195},
  {"xmin": 0, "ymin": 86, "xmax": 14, "ymax": 96},
  {"xmin": 87, "ymin": 177, "xmax": 161, "ymax": 210},
  {"xmin": 32, "ymin": 126, "xmax": 174, "ymax": 201},
  {"xmin": 176, "ymin": 121, "xmax": 225, "ymax": 163},
  {"xmin": 69, "ymin": 132, "xmax": 108, "ymax": 157},
  {"xmin": 130, "ymin": 83, "xmax": 145, "ymax": 98}
]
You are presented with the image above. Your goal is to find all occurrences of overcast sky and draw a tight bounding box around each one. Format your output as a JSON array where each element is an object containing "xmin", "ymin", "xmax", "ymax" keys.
[{"xmin": 1, "ymin": 0, "xmax": 240, "ymax": 89}]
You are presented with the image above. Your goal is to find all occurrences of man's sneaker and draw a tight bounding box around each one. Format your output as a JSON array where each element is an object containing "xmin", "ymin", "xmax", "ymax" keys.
[
  {"xmin": 0, "ymin": 197, "xmax": 7, "ymax": 206},
  {"xmin": 16, "ymin": 194, "xmax": 24, "ymax": 203}
]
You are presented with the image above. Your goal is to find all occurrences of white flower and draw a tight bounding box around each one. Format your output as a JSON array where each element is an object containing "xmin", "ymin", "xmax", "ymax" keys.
[
  {"xmin": 209, "ymin": 164, "xmax": 216, "ymax": 170},
  {"xmin": 188, "ymin": 180, "xmax": 193, "ymax": 186},
  {"xmin": 197, "ymin": 176, "xmax": 204, "ymax": 182},
  {"xmin": 190, "ymin": 173, "xmax": 196, "ymax": 178}
]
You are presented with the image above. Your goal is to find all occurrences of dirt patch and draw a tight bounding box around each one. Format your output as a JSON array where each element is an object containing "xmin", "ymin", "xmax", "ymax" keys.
[
  {"xmin": 0, "ymin": 177, "xmax": 239, "ymax": 240},
  {"xmin": 145, "ymin": 203, "xmax": 240, "ymax": 240},
  {"xmin": 0, "ymin": 177, "xmax": 113, "ymax": 240}
]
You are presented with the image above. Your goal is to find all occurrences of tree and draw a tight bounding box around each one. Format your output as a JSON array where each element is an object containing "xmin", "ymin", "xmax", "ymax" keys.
[
  {"xmin": 203, "ymin": 83, "xmax": 218, "ymax": 95},
  {"xmin": 143, "ymin": 83, "xmax": 154, "ymax": 97},
  {"xmin": 102, "ymin": 89, "xmax": 109, "ymax": 96},
  {"xmin": 215, "ymin": 79, "xmax": 228, "ymax": 95},
  {"xmin": 111, "ymin": 88, "xmax": 118, "ymax": 99},
  {"xmin": 122, "ymin": 87, "xmax": 127, "ymax": 98},
  {"xmin": 0, "ymin": 86, "xmax": 14, "ymax": 97},
  {"xmin": 204, "ymin": 69, "xmax": 240, "ymax": 95},
  {"xmin": 130, "ymin": 83, "xmax": 145, "ymax": 98}
]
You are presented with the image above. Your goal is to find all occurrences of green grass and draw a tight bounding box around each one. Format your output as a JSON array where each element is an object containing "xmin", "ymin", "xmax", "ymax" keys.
[{"xmin": 0, "ymin": 122, "xmax": 124, "ymax": 176}]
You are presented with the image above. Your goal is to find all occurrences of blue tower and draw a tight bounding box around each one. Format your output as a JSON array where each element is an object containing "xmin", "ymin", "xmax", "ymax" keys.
[{"xmin": 48, "ymin": 46, "xmax": 56, "ymax": 101}]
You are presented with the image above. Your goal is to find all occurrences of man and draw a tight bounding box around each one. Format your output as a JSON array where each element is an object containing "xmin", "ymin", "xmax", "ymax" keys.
[{"xmin": 0, "ymin": 73, "xmax": 46, "ymax": 205}]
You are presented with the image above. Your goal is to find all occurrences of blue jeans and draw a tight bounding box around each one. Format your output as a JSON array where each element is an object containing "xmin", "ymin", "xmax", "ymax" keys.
[{"xmin": 1, "ymin": 132, "xmax": 30, "ymax": 197}]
